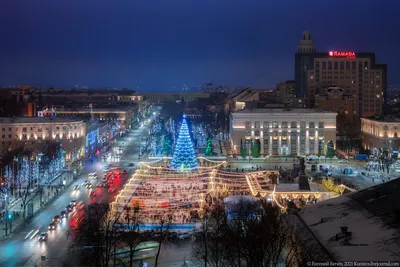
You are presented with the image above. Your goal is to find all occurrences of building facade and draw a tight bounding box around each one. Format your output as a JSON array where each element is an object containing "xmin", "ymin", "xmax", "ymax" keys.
[
  {"xmin": 361, "ymin": 117, "xmax": 400, "ymax": 153},
  {"xmin": 276, "ymin": 80, "xmax": 296, "ymax": 105},
  {"xmin": 142, "ymin": 92, "xmax": 210, "ymax": 102},
  {"xmin": 0, "ymin": 117, "xmax": 86, "ymax": 161},
  {"xmin": 294, "ymin": 31, "xmax": 317, "ymax": 98},
  {"xmin": 315, "ymin": 86, "xmax": 357, "ymax": 136},
  {"xmin": 294, "ymin": 31, "xmax": 387, "ymax": 118},
  {"xmin": 51, "ymin": 107, "xmax": 135, "ymax": 129},
  {"xmin": 307, "ymin": 52, "xmax": 386, "ymax": 117},
  {"xmin": 229, "ymin": 108, "xmax": 337, "ymax": 156}
]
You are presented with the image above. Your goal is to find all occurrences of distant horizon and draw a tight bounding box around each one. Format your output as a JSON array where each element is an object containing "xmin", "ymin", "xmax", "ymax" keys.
[
  {"xmin": 0, "ymin": 84, "xmax": 277, "ymax": 93},
  {"xmin": 1, "ymin": 1, "xmax": 399, "ymax": 89}
]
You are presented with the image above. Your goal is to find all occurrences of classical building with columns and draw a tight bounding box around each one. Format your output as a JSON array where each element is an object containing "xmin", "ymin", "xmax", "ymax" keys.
[
  {"xmin": 229, "ymin": 108, "xmax": 337, "ymax": 156},
  {"xmin": 361, "ymin": 117, "xmax": 400, "ymax": 153}
]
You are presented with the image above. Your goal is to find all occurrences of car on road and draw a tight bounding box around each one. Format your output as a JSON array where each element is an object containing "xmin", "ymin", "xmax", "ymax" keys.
[
  {"xmin": 178, "ymin": 232, "xmax": 192, "ymax": 240},
  {"xmin": 90, "ymin": 191, "xmax": 96, "ymax": 197},
  {"xmin": 66, "ymin": 204, "xmax": 73, "ymax": 212},
  {"xmin": 48, "ymin": 222, "xmax": 57, "ymax": 230},
  {"xmin": 89, "ymin": 172, "xmax": 97, "ymax": 179},
  {"xmin": 128, "ymin": 163, "xmax": 135, "ymax": 167},
  {"xmin": 82, "ymin": 180, "xmax": 89, "ymax": 186},
  {"xmin": 38, "ymin": 232, "xmax": 48, "ymax": 241},
  {"xmin": 338, "ymin": 159, "xmax": 349, "ymax": 164},
  {"xmin": 102, "ymin": 178, "xmax": 107, "ymax": 183},
  {"xmin": 86, "ymin": 183, "xmax": 92, "ymax": 189},
  {"xmin": 60, "ymin": 211, "xmax": 68, "ymax": 218},
  {"xmin": 73, "ymin": 185, "xmax": 80, "ymax": 190},
  {"xmin": 70, "ymin": 200, "xmax": 77, "ymax": 206},
  {"xmin": 53, "ymin": 215, "xmax": 62, "ymax": 223}
]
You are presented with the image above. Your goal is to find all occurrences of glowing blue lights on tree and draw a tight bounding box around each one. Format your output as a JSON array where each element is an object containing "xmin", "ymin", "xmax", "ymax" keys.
[
  {"xmin": 5, "ymin": 166, "xmax": 13, "ymax": 183},
  {"xmin": 171, "ymin": 115, "xmax": 198, "ymax": 169},
  {"xmin": 32, "ymin": 159, "xmax": 39, "ymax": 182},
  {"xmin": 19, "ymin": 157, "xmax": 30, "ymax": 184}
]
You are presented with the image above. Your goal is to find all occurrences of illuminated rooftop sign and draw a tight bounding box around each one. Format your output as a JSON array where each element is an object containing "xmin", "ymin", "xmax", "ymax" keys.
[{"xmin": 328, "ymin": 51, "xmax": 356, "ymax": 58}]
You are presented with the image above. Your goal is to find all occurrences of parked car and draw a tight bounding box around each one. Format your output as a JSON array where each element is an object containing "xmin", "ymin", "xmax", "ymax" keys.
[{"xmin": 338, "ymin": 159, "xmax": 348, "ymax": 164}]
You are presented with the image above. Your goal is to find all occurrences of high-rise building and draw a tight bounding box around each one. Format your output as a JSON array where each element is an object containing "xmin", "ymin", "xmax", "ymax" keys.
[
  {"xmin": 294, "ymin": 31, "xmax": 317, "ymax": 98},
  {"xmin": 276, "ymin": 80, "xmax": 296, "ymax": 105},
  {"xmin": 308, "ymin": 52, "xmax": 386, "ymax": 117},
  {"xmin": 294, "ymin": 31, "xmax": 387, "ymax": 118}
]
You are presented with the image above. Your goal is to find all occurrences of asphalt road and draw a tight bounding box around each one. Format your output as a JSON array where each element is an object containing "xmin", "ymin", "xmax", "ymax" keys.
[{"xmin": 0, "ymin": 120, "xmax": 152, "ymax": 267}]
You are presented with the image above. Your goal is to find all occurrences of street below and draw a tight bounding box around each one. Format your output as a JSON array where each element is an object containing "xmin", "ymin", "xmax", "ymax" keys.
[{"xmin": 0, "ymin": 121, "xmax": 151, "ymax": 267}]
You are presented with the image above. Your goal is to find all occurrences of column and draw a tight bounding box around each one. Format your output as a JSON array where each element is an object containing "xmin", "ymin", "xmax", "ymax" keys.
[
  {"xmin": 269, "ymin": 136, "xmax": 273, "ymax": 155},
  {"xmin": 305, "ymin": 130, "xmax": 310, "ymax": 154},
  {"xmin": 314, "ymin": 131, "xmax": 319, "ymax": 154},
  {"xmin": 260, "ymin": 131, "xmax": 264, "ymax": 155},
  {"xmin": 297, "ymin": 135, "xmax": 300, "ymax": 155},
  {"xmin": 278, "ymin": 136, "xmax": 282, "ymax": 155},
  {"xmin": 288, "ymin": 136, "xmax": 291, "ymax": 155}
]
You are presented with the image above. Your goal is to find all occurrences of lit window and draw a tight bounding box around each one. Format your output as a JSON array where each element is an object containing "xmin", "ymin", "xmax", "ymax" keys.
[
  {"xmin": 310, "ymin": 75, "xmax": 314, "ymax": 80},
  {"xmin": 376, "ymin": 94, "xmax": 380, "ymax": 98}
]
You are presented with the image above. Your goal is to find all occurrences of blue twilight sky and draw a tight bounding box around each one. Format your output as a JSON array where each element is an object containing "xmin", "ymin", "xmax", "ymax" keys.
[{"xmin": 0, "ymin": 0, "xmax": 399, "ymax": 91}]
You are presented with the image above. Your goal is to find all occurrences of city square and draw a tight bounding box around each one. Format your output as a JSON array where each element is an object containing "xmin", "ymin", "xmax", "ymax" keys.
[{"xmin": 1, "ymin": 2, "xmax": 400, "ymax": 266}]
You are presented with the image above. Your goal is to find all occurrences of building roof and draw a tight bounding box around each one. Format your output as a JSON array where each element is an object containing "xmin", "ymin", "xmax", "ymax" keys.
[
  {"xmin": 0, "ymin": 117, "xmax": 84, "ymax": 124},
  {"xmin": 57, "ymin": 107, "xmax": 134, "ymax": 112},
  {"xmin": 234, "ymin": 108, "xmax": 337, "ymax": 115},
  {"xmin": 291, "ymin": 179, "xmax": 400, "ymax": 262},
  {"xmin": 362, "ymin": 116, "xmax": 400, "ymax": 123}
]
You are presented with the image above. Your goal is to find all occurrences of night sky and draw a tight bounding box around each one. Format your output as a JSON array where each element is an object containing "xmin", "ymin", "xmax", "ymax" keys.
[{"xmin": 1, "ymin": 0, "xmax": 399, "ymax": 91}]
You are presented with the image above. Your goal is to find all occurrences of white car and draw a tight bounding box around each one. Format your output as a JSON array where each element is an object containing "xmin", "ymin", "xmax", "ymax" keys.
[
  {"xmin": 178, "ymin": 232, "xmax": 192, "ymax": 240},
  {"xmin": 89, "ymin": 172, "xmax": 97, "ymax": 179},
  {"xmin": 338, "ymin": 159, "xmax": 348, "ymax": 164}
]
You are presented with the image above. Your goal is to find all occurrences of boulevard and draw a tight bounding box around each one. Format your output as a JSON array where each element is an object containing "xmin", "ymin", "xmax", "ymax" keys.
[{"xmin": 0, "ymin": 120, "xmax": 151, "ymax": 266}]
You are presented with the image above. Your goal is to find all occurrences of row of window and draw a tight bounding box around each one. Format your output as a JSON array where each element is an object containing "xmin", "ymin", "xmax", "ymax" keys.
[
  {"xmin": 245, "ymin": 121, "xmax": 325, "ymax": 129},
  {"xmin": 0, "ymin": 133, "xmax": 80, "ymax": 140},
  {"xmin": 248, "ymin": 130, "xmax": 325, "ymax": 137},
  {"xmin": 315, "ymin": 61, "xmax": 370, "ymax": 70},
  {"xmin": 1, "ymin": 125, "xmax": 80, "ymax": 132}
]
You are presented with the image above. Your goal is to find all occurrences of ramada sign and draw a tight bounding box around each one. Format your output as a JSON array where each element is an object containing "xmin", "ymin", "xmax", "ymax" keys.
[{"xmin": 329, "ymin": 51, "xmax": 356, "ymax": 58}]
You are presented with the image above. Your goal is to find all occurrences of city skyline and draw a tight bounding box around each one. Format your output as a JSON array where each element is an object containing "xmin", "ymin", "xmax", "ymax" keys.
[{"xmin": 1, "ymin": 0, "xmax": 400, "ymax": 91}]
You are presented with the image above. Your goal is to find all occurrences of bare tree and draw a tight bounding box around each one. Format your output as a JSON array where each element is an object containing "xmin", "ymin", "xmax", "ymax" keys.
[
  {"xmin": 194, "ymin": 199, "xmax": 228, "ymax": 267},
  {"xmin": 224, "ymin": 200, "xmax": 289, "ymax": 267},
  {"xmin": 20, "ymin": 157, "xmax": 36, "ymax": 220},
  {"xmin": 71, "ymin": 203, "xmax": 120, "ymax": 267},
  {"xmin": 117, "ymin": 204, "xmax": 148, "ymax": 267},
  {"xmin": 194, "ymin": 198, "xmax": 295, "ymax": 267},
  {"xmin": 151, "ymin": 212, "xmax": 173, "ymax": 267}
]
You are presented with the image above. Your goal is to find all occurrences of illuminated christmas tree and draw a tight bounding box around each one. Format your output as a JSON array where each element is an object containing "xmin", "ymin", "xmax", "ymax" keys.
[
  {"xmin": 171, "ymin": 115, "xmax": 198, "ymax": 169},
  {"xmin": 205, "ymin": 137, "xmax": 213, "ymax": 156}
]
